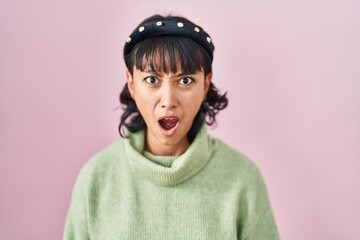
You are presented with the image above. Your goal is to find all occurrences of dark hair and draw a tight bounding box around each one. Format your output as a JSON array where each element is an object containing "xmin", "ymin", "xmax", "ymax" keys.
[{"xmin": 119, "ymin": 15, "xmax": 228, "ymax": 141}]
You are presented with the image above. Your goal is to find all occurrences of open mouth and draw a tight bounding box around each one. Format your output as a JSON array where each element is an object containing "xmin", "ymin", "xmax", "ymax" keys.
[{"xmin": 158, "ymin": 117, "xmax": 180, "ymax": 136}]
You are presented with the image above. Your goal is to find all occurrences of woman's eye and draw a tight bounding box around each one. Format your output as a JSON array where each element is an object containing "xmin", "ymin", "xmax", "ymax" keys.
[
  {"xmin": 179, "ymin": 77, "xmax": 193, "ymax": 85},
  {"xmin": 145, "ymin": 76, "xmax": 159, "ymax": 85}
]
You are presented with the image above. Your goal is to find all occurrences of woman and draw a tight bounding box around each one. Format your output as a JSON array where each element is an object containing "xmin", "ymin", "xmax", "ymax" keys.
[{"xmin": 63, "ymin": 14, "xmax": 280, "ymax": 240}]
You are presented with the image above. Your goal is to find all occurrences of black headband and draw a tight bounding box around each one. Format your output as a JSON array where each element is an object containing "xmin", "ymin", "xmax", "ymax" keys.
[{"xmin": 123, "ymin": 19, "xmax": 215, "ymax": 62}]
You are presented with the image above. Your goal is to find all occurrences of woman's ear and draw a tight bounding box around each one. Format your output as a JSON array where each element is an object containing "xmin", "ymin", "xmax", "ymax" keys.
[
  {"xmin": 204, "ymin": 73, "xmax": 212, "ymax": 99},
  {"xmin": 126, "ymin": 71, "xmax": 134, "ymax": 98}
]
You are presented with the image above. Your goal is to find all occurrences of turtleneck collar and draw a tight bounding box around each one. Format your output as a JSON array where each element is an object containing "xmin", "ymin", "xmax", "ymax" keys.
[{"xmin": 124, "ymin": 124, "xmax": 213, "ymax": 186}]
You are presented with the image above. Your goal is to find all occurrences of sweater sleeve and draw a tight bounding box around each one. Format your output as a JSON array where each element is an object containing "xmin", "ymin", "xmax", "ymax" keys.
[
  {"xmin": 238, "ymin": 164, "xmax": 280, "ymax": 240},
  {"xmin": 63, "ymin": 165, "xmax": 91, "ymax": 240}
]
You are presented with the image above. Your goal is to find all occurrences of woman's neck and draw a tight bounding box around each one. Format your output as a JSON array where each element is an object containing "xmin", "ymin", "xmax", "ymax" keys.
[{"xmin": 145, "ymin": 134, "xmax": 190, "ymax": 156}]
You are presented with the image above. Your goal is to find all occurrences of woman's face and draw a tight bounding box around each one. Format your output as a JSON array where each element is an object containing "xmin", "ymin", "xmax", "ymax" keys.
[{"xmin": 127, "ymin": 66, "xmax": 211, "ymax": 156}]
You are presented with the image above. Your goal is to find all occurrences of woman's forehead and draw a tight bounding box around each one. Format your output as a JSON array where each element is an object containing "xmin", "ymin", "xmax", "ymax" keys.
[
  {"xmin": 138, "ymin": 53, "xmax": 202, "ymax": 74},
  {"xmin": 135, "ymin": 66, "xmax": 204, "ymax": 76}
]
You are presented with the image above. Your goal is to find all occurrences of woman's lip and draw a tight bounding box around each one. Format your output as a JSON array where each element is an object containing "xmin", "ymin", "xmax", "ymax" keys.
[
  {"xmin": 158, "ymin": 116, "xmax": 179, "ymax": 129},
  {"xmin": 158, "ymin": 119, "xmax": 180, "ymax": 136},
  {"xmin": 158, "ymin": 116, "xmax": 179, "ymax": 121}
]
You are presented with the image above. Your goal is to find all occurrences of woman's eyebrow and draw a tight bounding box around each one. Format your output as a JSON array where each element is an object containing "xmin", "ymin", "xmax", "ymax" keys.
[
  {"xmin": 174, "ymin": 71, "xmax": 197, "ymax": 77},
  {"xmin": 141, "ymin": 70, "xmax": 162, "ymax": 76}
]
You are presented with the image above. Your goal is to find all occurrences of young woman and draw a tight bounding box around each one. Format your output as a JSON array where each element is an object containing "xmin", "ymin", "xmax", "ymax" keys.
[{"xmin": 63, "ymin": 14, "xmax": 280, "ymax": 240}]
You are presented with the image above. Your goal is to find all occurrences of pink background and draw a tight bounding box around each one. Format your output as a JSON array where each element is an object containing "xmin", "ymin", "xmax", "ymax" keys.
[{"xmin": 1, "ymin": 0, "xmax": 359, "ymax": 239}]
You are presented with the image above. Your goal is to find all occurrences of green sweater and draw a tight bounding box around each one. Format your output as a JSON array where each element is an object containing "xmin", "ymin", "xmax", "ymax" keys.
[{"xmin": 63, "ymin": 125, "xmax": 280, "ymax": 239}]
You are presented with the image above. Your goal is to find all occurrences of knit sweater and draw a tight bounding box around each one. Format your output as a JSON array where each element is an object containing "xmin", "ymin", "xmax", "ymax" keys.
[{"xmin": 63, "ymin": 125, "xmax": 280, "ymax": 240}]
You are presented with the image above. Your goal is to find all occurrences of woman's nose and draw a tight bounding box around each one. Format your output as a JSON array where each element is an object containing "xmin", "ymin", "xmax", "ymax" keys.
[{"xmin": 160, "ymin": 85, "xmax": 178, "ymax": 110}]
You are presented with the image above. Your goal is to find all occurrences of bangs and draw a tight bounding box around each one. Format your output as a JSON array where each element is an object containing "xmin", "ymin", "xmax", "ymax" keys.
[{"xmin": 129, "ymin": 36, "xmax": 210, "ymax": 74}]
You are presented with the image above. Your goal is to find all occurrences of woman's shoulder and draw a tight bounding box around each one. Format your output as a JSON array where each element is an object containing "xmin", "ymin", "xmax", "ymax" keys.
[
  {"xmin": 74, "ymin": 139, "xmax": 127, "ymax": 183},
  {"xmin": 208, "ymin": 136, "xmax": 264, "ymax": 183}
]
